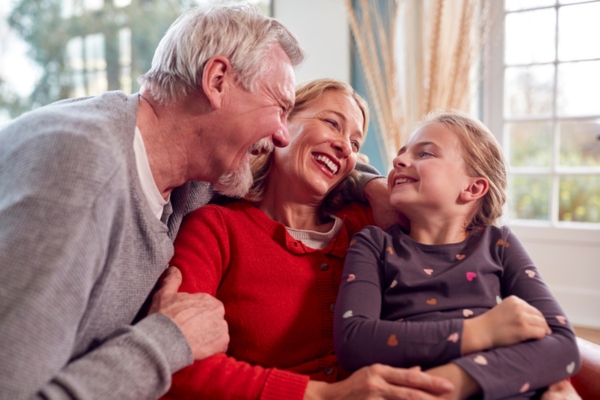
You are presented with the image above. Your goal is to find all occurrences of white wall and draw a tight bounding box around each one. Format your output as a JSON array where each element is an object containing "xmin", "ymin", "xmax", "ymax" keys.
[
  {"xmin": 510, "ymin": 226, "xmax": 600, "ymax": 328},
  {"xmin": 273, "ymin": 0, "xmax": 350, "ymax": 86}
]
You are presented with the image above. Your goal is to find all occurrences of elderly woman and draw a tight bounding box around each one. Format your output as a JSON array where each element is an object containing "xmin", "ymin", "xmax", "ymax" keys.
[{"xmin": 163, "ymin": 79, "xmax": 454, "ymax": 400}]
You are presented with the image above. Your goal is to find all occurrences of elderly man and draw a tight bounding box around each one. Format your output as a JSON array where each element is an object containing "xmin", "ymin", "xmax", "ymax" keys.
[{"xmin": 0, "ymin": 4, "xmax": 302, "ymax": 399}]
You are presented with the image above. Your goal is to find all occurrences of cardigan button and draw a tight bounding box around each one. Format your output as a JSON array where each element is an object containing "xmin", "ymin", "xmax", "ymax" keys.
[
  {"xmin": 320, "ymin": 263, "xmax": 329, "ymax": 271},
  {"xmin": 324, "ymin": 366, "xmax": 335, "ymax": 375},
  {"xmin": 329, "ymin": 303, "xmax": 335, "ymax": 312}
]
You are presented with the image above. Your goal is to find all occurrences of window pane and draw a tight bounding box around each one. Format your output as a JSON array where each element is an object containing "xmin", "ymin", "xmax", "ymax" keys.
[
  {"xmin": 558, "ymin": 3, "xmax": 600, "ymax": 61},
  {"xmin": 557, "ymin": 61, "xmax": 600, "ymax": 116},
  {"xmin": 559, "ymin": 175, "xmax": 600, "ymax": 222},
  {"xmin": 505, "ymin": 8, "xmax": 555, "ymax": 65},
  {"xmin": 506, "ymin": 121, "xmax": 553, "ymax": 167},
  {"xmin": 559, "ymin": 119, "xmax": 600, "ymax": 166},
  {"xmin": 509, "ymin": 175, "xmax": 551, "ymax": 220},
  {"xmin": 66, "ymin": 37, "xmax": 84, "ymax": 71},
  {"xmin": 504, "ymin": 65, "xmax": 554, "ymax": 117},
  {"xmin": 506, "ymin": 0, "xmax": 555, "ymax": 12},
  {"xmin": 85, "ymin": 33, "xmax": 106, "ymax": 72},
  {"xmin": 84, "ymin": 0, "xmax": 104, "ymax": 12}
]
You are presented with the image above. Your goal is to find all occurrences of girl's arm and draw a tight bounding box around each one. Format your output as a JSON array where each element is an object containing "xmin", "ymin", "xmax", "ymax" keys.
[{"xmin": 429, "ymin": 228, "xmax": 581, "ymax": 399}]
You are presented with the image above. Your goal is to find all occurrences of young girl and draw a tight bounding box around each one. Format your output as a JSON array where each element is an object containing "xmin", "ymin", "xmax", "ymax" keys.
[{"xmin": 333, "ymin": 110, "xmax": 580, "ymax": 399}]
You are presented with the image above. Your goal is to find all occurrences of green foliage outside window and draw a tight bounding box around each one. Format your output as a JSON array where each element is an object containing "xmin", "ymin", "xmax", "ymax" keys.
[{"xmin": 0, "ymin": 0, "xmax": 270, "ymax": 118}]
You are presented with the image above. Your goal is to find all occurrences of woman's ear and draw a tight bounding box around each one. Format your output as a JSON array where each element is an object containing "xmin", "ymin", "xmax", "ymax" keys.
[
  {"xmin": 460, "ymin": 177, "xmax": 489, "ymax": 203},
  {"xmin": 201, "ymin": 55, "xmax": 231, "ymax": 110}
]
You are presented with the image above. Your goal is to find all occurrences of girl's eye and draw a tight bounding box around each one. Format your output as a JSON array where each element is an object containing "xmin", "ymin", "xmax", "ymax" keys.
[
  {"xmin": 420, "ymin": 151, "xmax": 433, "ymax": 158},
  {"xmin": 351, "ymin": 141, "xmax": 361, "ymax": 152}
]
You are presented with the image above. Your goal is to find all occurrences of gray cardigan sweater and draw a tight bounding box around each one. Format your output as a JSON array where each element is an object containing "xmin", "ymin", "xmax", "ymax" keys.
[{"xmin": 0, "ymin": 92, "xmax": 212, "ymax": 399}]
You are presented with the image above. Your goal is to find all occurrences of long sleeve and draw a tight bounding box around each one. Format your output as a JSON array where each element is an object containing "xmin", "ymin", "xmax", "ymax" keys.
[
  {"xmin": 334, "ymin": 225, "xmax": 580, "ymax": 399},
  {"xmin": 165, "ymin": 205, "xmax": 310, "ymax": 400},
  {"xmin": 452, "ymin": 228, "xmax": 581, "ymax": 399},
  {"xmin": 0, "ymin": 130, "xmax": 191, "ymax": 400},
  {"xmin": 333, "ymin": 226, "xmax": 463, "ymax": 372}
]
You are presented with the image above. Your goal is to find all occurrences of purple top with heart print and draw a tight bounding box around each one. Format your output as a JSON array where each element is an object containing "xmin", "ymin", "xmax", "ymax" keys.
[{"xmin": 333, "ymin": 225, "xmax": 580, "ymax": 400}]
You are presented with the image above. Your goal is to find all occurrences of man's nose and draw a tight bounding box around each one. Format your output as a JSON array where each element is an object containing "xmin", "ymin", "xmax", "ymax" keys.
[{"xmin": 272, "ymin": 125, "xmax": 290, "ymax": 148}]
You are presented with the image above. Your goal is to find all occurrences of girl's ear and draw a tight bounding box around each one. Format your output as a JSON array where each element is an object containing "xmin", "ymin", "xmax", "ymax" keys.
[{"xmin": 460, "ymin": 177, "xmax": 489, "ymax": 203}]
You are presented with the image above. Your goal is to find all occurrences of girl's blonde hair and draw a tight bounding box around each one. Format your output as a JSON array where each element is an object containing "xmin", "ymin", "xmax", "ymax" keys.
[
  {"xmin": 245, "ymin": 79, "xmax": 370, "ymax": 210},
  {"xmin": 418, "ymin": 109, "xmax": 507, "ymax": 230}
]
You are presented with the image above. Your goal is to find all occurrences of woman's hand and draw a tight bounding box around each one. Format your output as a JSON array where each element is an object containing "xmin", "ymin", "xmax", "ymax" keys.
[
  {"xmin": 304, "ymin": 364, "xmax": 454, "ymax": 400},
  {"xmin": 462, "ymin": 295, "xmax": 551, "ymax": 354},
  {"xmin": 363, "ymin": 178, "xmax": 409, "ymax": 230}
]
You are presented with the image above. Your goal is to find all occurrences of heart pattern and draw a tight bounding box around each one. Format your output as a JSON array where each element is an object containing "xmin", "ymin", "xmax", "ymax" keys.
[
  {"xmin": 387, "ymin": 334, "xmax": 399, "ymax": 347},
  {"xmin": 390, "ymin": 280, "xmax": 398, "ymax": 288},
  {"xmin": 566, "ymin": 361, "xmax": 575, "ymax": 374},
  {"xmin": 343, "ymin": 310, "xmax": 353, "ymax": 319},
  {"xmin": 386, "ymin": 247, "xmax": 394, "ymax": 255},
  {"xmin": 456, "ymin": 254, "xmax": 466, "ymax": 260},
  {"xmin": 466, "ymin": 272, "xmax": 477, "ymax": 281},
  {"xmin": 463, "ymin": 309, "xmax": 474, "ymax": 318},
  {"xmin": 474, "ymin": 355, "xmax": 488, "ymax": 365},
  {"xmin": 520, "ymin": 383, "xmax": 530, "ymax": 393},
  {"xmin": 556, "ymin": 315, "xmax": 567, "ymax": 325},
  {"xmin": 423, "ymin": 269, "xmax": 433, "ymax": 275},
  {"xmin": 525, "ymin": 270, "xmax": 536, "ymax": 278},
  {"xmin": 347, "ymin": 274, "xmax": 356, "ymax": 282},
  {"xmin": 496, "ymin": 239, "xmax": 510, "ymax": 248},
  {"xmin": 447, "ymin": 332, "xmax": 459, "ymax": 343},
  {"xmin": 426, "ymin": 298, "xmax": 437, "ymax": 305}
]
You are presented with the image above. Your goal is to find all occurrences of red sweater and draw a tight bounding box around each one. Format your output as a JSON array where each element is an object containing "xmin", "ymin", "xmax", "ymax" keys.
[{"xmin": 163, "ymin": 200, "xmax": 373, "ymax": 400}]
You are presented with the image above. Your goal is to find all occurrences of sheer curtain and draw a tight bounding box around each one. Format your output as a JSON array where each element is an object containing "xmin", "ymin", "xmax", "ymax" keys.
[{"xmin": 346, "ymin": 0, "xmax": 497, "ymax": 169}]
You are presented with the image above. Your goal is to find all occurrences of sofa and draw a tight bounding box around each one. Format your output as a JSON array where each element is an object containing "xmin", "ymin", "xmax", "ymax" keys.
[{"xmin": 571, "ymin": 337, "xmax": 600, "ymax": 399}]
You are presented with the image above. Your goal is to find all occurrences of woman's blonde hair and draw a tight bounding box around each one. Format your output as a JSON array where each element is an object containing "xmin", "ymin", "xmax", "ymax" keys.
[
  {"xmin": 418, "ymin": 109, "xmax": 507, "ymax": 230},
  {"xmin": 245, "ymin": 79, "xmax": 370, "ymax": 211}
]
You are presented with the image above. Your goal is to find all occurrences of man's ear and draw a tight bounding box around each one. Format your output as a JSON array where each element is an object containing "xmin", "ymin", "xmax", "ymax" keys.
[
  {"xmin": 201, "ymin": 56, "xmax": 231, "ymax": 110},
  {"xmin": 460, "ymin": 177, "xmax": 489, "ymax": 203}
]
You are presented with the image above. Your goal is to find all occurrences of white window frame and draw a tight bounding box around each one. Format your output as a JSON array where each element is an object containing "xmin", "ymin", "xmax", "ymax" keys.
[{"xmin": 482, "ymin": 0, "xmax": 600, "ymax": 328}]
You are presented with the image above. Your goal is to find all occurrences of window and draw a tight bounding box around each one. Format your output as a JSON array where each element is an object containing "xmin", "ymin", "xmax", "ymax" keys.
[
  {"xmin": 483, "ymin": 0, "xmax": 600, "ymax": 328},
  {"xmin": 486, "ymin": 0, "xmax": 600, "ymax": 227},
  {"xmin": 0, "ymin": 0, "xmax": 271, "ymax": 125}
]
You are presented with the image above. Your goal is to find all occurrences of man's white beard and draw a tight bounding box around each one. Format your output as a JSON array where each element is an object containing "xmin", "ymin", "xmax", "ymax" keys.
[
  {"xmin": 213, "ymin": 138, "xmax": 274, "ymax": 198},
  {"xmin": 213, "ymin": 156, "xmax": 253, "ymax": 198}
]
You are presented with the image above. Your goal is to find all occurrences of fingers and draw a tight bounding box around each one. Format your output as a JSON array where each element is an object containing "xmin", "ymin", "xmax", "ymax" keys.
[
  {"xmin": 505, "ymin": 296, "xmax": 551, "ymax": 337},
  {"xmin": 159, "ymin": 266, "xmax": 182, "ymax": 294},
  {"xmin": 373, "ymin": 364, "xmax": 454, "ymax": 395}
]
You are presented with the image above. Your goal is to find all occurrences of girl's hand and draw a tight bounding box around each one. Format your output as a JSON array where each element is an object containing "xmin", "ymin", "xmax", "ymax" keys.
[
  {"xmin": 304, "ymin": 364, "xmax": 454, "ymax": 400},
  {"xmin": 462, "ymin": 295, "xmax": 551, "ymax": 354}
]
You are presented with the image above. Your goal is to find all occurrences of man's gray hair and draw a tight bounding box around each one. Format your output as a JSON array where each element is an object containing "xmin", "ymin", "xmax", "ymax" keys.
[{"xmin": 138, "ymin": 3, "xmax": 304, "ymax": 104}]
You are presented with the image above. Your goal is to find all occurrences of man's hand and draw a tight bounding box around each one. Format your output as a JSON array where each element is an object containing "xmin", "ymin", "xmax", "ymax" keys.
[
  {"xmin": 304, "ymin": 364, "xmax": 454, "ymax": 400},
  {"xmin": 148, "ymin": 266, "xmax": 229, "ymax": 360},
  {"xmin": 363, "ymin": 177, "xmax": 409, "ymax": 230}
]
